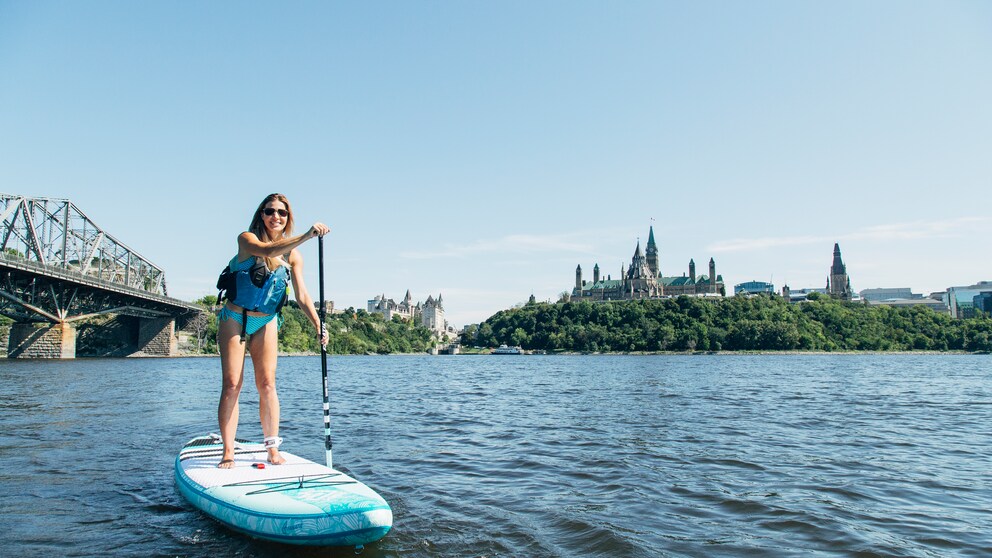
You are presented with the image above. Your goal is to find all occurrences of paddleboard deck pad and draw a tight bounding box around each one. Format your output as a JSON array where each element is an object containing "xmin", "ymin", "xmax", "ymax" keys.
[{"xmin": 175, "ymin": 434, "xmax": 392, "ymax": 546}]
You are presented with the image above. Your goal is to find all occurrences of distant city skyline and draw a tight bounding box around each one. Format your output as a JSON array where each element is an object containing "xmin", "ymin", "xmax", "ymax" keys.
[{"xmin": 2, "ymin": 2, "xmax": 989, "ymax": 326}]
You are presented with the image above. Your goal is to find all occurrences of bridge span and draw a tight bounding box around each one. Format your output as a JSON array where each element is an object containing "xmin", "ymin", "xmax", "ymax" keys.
[{"xmin": 1, "ymin": 194, "xmax": 202, "ymax": 358}]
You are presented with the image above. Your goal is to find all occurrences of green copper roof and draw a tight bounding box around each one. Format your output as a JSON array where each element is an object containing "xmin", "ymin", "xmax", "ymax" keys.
[
  {"xmin": 582, "ymin": 279, "xmax": 623, "ymax": 291},
  {"xmin": 661, "ymin": 276, "xmax": 692, "ymax": 286}
]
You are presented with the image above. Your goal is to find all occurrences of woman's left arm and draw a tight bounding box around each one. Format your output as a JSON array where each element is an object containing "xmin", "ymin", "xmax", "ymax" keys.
[{"xmin": 289, "ymin": 248, "xmax": 327, "ymax": 346}]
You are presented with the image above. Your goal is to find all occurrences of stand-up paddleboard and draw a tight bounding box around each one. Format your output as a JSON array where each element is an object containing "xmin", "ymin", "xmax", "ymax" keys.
[{"xmin": 175, "ymin": 434, "xmax": 392, "ymax": 546}]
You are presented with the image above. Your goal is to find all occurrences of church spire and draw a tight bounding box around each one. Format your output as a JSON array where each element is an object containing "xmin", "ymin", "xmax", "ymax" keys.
[
  {"xmin": 645, "ymin": 225, "xmax": 659, "ymax": 277},
  {"xmin": 829, "ymin": 243, "xmax": 852, "ymax": 300},
  {"xmin": 831, "ymin": 243, "xmax": 846, "ymax": 275}
]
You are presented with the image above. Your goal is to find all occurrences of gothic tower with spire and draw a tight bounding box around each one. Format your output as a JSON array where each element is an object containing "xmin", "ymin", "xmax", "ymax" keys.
[
  {"xmin": 646, "ymin": 226, "xmax": 659, "ymax": 278},
  {"xmin": 709, "ymin": 258, "xmax": 717, "ymax": 294},
  {"xmin": 828, "ymin": 243, "xmax": 852, "ymax": 300}
]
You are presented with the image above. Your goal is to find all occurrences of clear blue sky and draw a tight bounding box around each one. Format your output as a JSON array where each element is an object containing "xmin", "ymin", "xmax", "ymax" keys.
[{"xmin": 2, "ymin": 1, "xmax": 990, "ymax": 326}]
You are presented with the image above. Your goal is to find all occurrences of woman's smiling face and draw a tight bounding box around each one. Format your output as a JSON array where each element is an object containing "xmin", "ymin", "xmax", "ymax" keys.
[{"xmin": 261, "ymin": 200, "xmax": 289, "ymax": 235}]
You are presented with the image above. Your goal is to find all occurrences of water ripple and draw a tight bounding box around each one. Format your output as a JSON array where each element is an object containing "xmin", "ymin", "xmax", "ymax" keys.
[{"xmin": 1, "ymin": 355, "xmax": 991, "ymax": 556}]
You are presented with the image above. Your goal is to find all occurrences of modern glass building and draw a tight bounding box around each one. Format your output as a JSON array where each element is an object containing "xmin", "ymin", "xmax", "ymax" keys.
[
  {"xmin": 974, "ymin": 292, "xmax": 992, "ymax": 316},
  {"xmin": 947, "ymin": 281, "xmax": 992, "ymax": 318},
  {"xmin": 734, "ymin": 281, "xmax": 775, "ymax": 295}
]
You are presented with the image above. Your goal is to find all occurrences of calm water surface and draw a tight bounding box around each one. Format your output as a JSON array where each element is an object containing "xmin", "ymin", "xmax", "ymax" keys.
[{"xmin": 1, "ymin": 355, "xmax": 989, "ymax": 557}]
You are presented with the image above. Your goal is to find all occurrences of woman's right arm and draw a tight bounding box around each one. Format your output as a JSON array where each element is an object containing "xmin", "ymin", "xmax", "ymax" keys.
[{"xmin": 237, "ymin": 223, "xmax": 329, "ymax": 260}]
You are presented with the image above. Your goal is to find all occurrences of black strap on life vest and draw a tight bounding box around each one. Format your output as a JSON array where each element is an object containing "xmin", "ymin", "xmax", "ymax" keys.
[{"xmin": 240, "ymin": 307, "xmax": 248, "ymax": 344}]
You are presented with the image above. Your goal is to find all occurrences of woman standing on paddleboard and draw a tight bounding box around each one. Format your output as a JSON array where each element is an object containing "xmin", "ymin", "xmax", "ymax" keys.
[{"xmin": 216, "ymin": 193, "xmax": 329, "ymax": 468}]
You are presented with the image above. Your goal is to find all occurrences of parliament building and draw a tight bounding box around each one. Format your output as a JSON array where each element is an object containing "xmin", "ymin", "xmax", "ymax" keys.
[{"xmin": 572, "ymin": 226, "xmax": 725, "ymax": 301}]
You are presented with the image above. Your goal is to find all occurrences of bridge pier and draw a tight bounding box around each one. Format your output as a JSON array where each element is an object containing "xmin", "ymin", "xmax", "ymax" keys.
[
  {"xmin": 6, "ymin": 317, "xmax": 179, "ymax": 358},
  {"xmin": 136, "ymin": 317, "xmax": 178, "ymax": 357},
  {"xmin": 8, "ymin": 323, "xmax": 77, "ymax": 359}
]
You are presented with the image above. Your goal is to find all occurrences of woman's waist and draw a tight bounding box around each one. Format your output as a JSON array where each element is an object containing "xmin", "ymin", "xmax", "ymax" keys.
[{"xmin": 223, "ymin": 302, "xmax": 275, "ymax": 317}]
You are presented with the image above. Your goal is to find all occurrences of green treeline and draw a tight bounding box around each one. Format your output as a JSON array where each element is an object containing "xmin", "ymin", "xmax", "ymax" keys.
[
  {"xmin": 185, "ymin": 297, "xmax": 435, "ymax": 355},
  {"xmin": 0, "ymin": 315, "xmax": 11, "ymax": 355},
  {"xmin": 467, "ymin": 293, "xmax": 992, "ymax": 352}
]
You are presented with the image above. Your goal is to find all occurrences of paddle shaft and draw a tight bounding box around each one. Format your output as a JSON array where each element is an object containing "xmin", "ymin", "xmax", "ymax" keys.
[{"xmin": 318, "ymin": 235, "xmax": 333, "ymax": 468}]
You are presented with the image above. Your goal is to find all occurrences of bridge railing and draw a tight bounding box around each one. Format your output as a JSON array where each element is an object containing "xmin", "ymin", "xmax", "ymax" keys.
[{"xmin": 1, "ymin": 194, "xmax": 168, "ymax": 296}]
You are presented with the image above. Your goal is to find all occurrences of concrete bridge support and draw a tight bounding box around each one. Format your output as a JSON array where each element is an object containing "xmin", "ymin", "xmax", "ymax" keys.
[
  {"xmin": 6, "ymin": 317, "xmax": 178, "ymax": 358},
  {"xmin": 136, "ymin": 317, "xmax": 178, "ymax": 357},
  {"xmin": 8, "ymin": 323, "xmax": 77, "ymax": 358}
]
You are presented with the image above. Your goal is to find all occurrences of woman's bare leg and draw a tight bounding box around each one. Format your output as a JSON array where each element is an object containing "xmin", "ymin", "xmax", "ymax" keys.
[
  {"xmin": 249, "ymin": 318, "xmax": 284, "ymax": 464},
  {"xmin": 217, "ymin": 316, "xmax": 247, "ymax": 468}
]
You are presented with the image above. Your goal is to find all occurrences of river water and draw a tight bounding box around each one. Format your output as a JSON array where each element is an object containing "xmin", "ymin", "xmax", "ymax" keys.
[{"xmin": 1, "ymin": 355, "xmax": 989, "ymax": 557}]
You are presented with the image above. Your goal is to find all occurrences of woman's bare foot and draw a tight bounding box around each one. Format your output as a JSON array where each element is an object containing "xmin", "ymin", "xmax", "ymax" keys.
[
  {"xmin": 217, "ymin": 458, "xmax": 235, "ymax": 469},
  {"xmin": 267, "ymin": 448, "xmax": 286, "ymax": 465}
]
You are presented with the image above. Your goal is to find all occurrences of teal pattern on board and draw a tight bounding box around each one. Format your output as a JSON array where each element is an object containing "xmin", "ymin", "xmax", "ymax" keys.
[{"xmin": 175, "ymin": 435, "xmax": 392, "ymax": 546}]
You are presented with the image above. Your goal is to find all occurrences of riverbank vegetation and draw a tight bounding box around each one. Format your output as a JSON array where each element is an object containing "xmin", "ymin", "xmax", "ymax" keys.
[
  {"xmin": 182, "ymin": 297, "xmax": 435, "ymax": 355},
  {"xmin": 466, "ymin": 293, "xmax": 992, "ymax": 353},
  {"xmin": 0, "ymin": 315, "xmax": 10, "ymax": 357}
]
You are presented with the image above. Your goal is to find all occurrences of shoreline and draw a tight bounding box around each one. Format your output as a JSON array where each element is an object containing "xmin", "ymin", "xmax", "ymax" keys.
[
  {"xmin": 5, "ymin": 348, "xmax": 980, "ymax": 359},
  {"xmin": 163, "ymin": 349, "xmax": 985, "ymax": 358}
]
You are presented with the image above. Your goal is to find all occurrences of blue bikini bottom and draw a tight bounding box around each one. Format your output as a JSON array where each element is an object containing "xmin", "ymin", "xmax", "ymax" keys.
[{"xmin": 218, "ymin": 306, "xmax": 283, "ymax": 336}]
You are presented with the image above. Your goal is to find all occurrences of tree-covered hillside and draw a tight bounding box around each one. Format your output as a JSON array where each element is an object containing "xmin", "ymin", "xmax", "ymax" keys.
[
  {"xmin": 184, "ymin": 297, "xmax": 436, "ymax": 355},
  {"xmin": 466, "ymin": 294, "xmax": 992, "ymax": 352}
]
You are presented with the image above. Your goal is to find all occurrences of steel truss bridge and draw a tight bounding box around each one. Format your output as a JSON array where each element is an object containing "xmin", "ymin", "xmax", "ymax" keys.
[{"xmin": 1, "ymin": 193, "xmax": 200, "ymax": 324}]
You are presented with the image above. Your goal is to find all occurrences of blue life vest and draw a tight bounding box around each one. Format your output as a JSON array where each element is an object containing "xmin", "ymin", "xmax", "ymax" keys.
[{"xmin": 218, "ymin": 258, "xmax": 290, "ymax": 315}]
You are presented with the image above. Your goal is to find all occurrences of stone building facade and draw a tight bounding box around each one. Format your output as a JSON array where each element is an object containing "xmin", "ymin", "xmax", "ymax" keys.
[
  {"xmin": 572, "ymin": 226, "xmax": 725, "ymax": 302},
  {"xmin": 421, "ymin": 294, "xmax": 446, "ymax": 334},
  {"xmin": 368, "ymin": 290, "xmax": 447, "ymax": 333},
  {"xmin": 368, "ymin": 290, "xmax": 416, "ymax": 321}
]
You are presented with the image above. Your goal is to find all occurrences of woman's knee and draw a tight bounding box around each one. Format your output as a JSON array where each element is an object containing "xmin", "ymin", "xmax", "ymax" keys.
[
  {"xmin": 255, "ymin": 375, "xmax": 278, "ymax": 395},
  {"xmin": 221, "ymin": 377, "xmax": 243, "ymax": 394}
]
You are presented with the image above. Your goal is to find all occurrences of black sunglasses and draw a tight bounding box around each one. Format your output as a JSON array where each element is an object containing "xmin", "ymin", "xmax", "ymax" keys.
[{"xmin": 262, "ymin": 208, "xmax": 289, "ymax": 217}]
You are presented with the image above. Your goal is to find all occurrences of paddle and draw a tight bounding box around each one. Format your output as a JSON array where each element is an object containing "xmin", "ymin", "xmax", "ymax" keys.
[{"xmin": 318, "ymin": 235, "xmax": 333, "ymax": 468}]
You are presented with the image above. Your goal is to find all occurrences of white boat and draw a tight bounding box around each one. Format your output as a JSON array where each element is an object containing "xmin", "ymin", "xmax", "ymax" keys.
[{"xmin": 492, "ymin": 344, "xmax": 523, "ymax": 355}]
